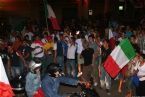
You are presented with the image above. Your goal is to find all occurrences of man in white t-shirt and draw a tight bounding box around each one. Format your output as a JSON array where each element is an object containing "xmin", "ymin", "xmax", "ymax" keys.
[
  {"xmin": 66, "ymin": 37, "xmax": 77, "ymax": 78},
  {"xmin": 75, "ymin": 35, "xmax": 84, "ymax": 77}
]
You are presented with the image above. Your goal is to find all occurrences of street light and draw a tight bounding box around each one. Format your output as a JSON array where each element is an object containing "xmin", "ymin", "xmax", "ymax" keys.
[{"xmin": 119, "ymin": 5, "xmax": 124, "ymax": 11}]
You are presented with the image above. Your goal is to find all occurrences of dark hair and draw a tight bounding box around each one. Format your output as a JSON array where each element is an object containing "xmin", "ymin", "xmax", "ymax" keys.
[
  {"xmin": 24, "ymin": 35, "xmax": 29, "ymax": 40},
  {"xmin": 71, "ymin": 37, "xmax": 76, "ymax": 43},
  {"xmin": 88, "ymin": 34, "xmax": 94, "ymax": 38},
  {"xmin": 81, "ymin": 34, "xmax": 85, "ymax": 39},
  {"xmin": 115, "ymin": 41, "xmax": 120, "ymax": 46},
  {"xmin": 130, "ymin": 35, "xmax": 136, "ymax": 39},
  {"xmin": 102, "ymin": 38, "xmax": 109, "ymax": 43},
  {"xmin": 59, "ymin": 34, "xmax": 63, "ymax": 37},
  {"xmin": 136, "ymin": 49, "xmax": 141, "ymax": 55},
  {"xmin": 16, "ymin": 35, "xmax": 21, "ymax": 39},
  {"xmin": 142, "ymin": 54, "xmax": 145, "ymax": 59},
  {"xmin": 77, "ymin": 34, "xmax": 81, "ymax": 38},
  {"xmin": 7, "ymin": 42, "xmax": 13, "ymax": 47},
  {"xmin": 45, "ymin": 63, "xmax": 61, "ymax": 77},
  {"xmin": 54, "ymin": 36, "xmax": 58, "ymax": 43}
]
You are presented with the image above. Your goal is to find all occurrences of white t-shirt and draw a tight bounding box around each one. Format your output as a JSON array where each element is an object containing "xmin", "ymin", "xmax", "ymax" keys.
[
  {"xmin": 67, "ymin": 44, "xmax": 76, "ymax": 59},
  {"xmin": 24, "ymin": 32, "xmax": 34, "ymax": 41},
  {"xmin": 137, "ymin": 63, "xmax": 145, "ymax": 81},
  {"xmin": 53, "ymin": 43, "xmax": 57, "ymax": 50},
  {"xmin": 31, "ymin": 43, "xmax": 44, "ymax": 58},
  {"xmin": 76, "ymin": 39, "xmax": 83, "ymax": 54}
]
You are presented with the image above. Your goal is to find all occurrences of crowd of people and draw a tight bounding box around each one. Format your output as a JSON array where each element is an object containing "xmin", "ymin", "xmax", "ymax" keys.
[{"xmin": 0, "ymin": 19, "xmax": 145, "ymax": 96}]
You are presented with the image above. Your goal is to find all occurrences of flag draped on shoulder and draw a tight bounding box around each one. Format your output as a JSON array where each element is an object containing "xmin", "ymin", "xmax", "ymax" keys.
[
  {"xmin": 47, "ymin": 4, "xmax": 61, "ymax": 30},
  {"xmin": 103, "ymin": 39, "xmax": 136, "ymax": 78},
  {"xmin": 0, "ymin": 57, "xmax": 15, "ymax": 97},
  {"xmin": 109, "ymin": 28, "xmax": 115, "ymax": 50}
]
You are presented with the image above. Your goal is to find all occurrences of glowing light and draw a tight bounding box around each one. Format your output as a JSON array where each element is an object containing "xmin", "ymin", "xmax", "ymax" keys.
[{"xmin": 119, "ymin": 5, "xmax": 123, "ymax": 11}]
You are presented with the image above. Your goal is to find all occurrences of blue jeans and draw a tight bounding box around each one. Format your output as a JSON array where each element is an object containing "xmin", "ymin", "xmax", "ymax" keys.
[
  {"xmin": 100, "ymin": 65, "xmax": 111, "ymax": 89},
  {"xmin": 92, "ymin": 56, "xmax": 102, "ymax": 84},
  {"xmin": 96, "ymin": 56, "xmax": 102, "ymax": 67},
  {"xmin": 57, "ymin": 56, "xmax": 64, "ymax": 71},
  {"xmin": 66, "ymin": 59, "xmax": 77, "ymax": 78}
]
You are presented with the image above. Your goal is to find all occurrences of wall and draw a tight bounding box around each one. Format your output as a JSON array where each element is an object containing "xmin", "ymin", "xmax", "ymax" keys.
[{"xmin": 0, "ymin": 0, "xmax": 41, "ymax": 20}]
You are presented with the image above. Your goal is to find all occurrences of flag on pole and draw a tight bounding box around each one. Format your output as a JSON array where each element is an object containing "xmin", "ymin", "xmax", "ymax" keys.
[
  {"xmin": 109, "ymin": 28, "xmax": 115, "ymax": 50},
  {"xmin": 47, "ymin": 4, "xmax": 61, "ymax": 30},
  {"xmin": 103, "ymin": 39, "xmax": 136, "ymax": 78},
  {"xmin": 0, "ymin": 57, "xmax": 15, "ymax": 97}
]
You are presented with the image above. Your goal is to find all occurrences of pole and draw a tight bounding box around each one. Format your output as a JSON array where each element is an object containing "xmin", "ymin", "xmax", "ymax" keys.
[{"xmin": 42, "ymin": 0, "xmax": 49, "ymax": 30}]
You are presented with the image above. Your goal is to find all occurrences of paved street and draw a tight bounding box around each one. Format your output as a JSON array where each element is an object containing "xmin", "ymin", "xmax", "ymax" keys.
[
  {"xmin": 60, "ymin": 80, "xmax": 136, "ymax": 97},
  {"xmin": 13, "ymin": 77, "xmax": 136, "ymax": 97}
]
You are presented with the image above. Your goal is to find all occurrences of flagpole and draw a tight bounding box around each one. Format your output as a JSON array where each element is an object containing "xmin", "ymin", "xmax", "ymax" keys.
[
  {"xmin": 43, "ymin": 0, "xmax": 49, "ymax": 30},
  {"xmin": 45, "ymin": 14, "xmax": 49, "ymax": 31}
]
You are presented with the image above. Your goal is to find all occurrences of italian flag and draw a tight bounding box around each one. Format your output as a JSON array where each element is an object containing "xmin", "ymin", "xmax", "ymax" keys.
[
  {"xmin": 47, "ymin": 4, "xmax": 61, "ymax": 30},
  {"xmin": 103, "ymin": 39, "xmax": 136, "ymax": 78},
  {"xmin": 0, "ymin": 57, "xmax": 15, "ymax": 97},
  {"xmin": 43, "ymin": 0, "xmax": 60, "ymax": 30}
]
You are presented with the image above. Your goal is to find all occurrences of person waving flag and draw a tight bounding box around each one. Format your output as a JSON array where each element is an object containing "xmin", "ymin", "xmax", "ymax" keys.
[{"xmin": 103, "ymin": 39, "xmax": 136, "ymax": 78}]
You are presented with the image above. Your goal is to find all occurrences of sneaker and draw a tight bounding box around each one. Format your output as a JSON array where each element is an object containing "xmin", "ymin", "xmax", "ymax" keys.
[
  {"xmin": 77, "ymin": 72, "xmax": 82, "ymax": 77},
  {"xmin": 106, "ymin": 89, "xmax": 111, "ymax": 95},
  {"xmin": 93, "ymin": 82, "xmax": 98, "ymax": 87},
  {"xmin": 118, "ymin": 89, "xmax": 122, "ymax": 93}
]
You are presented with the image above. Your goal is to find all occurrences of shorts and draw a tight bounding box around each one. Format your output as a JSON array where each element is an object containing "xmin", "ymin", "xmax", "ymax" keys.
[{"xmin": 77, "ymin": 54, "xmax": 84, "ymax": 64}]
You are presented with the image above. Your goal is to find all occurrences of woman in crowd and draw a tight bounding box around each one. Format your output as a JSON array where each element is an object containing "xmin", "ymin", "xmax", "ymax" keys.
[
  {"xmin": 100, "ymin": 39, "xmax": 112, "ymax": 95},
  {"xmin": 136, "ymin": 53, "xmax": 145, "ymax": 96},
  {"xmin": 25, "ymin": 60, "xmax": 41, "ymax": 97}
]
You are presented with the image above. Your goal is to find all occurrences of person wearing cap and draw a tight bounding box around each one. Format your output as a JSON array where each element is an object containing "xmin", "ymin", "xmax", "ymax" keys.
[
  {"xmin": 41, "ymin": 63, "xmax": 85, "ymax": 97},
  {"xmin": 25, "ymin": 60, "xmax": 41, "ymax": 97}
]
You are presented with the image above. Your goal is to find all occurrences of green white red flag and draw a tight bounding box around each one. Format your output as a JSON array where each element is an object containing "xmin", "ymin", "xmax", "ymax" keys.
[
  {"xmin": 47, "ymin": 4, "xmax": 61, "ymax": 30},
  {"xmin": 0, "ymin": 56, "xmax": 15, "ymax": 97},
  {"xmin": 103, "ymin": 39, "xmax": 136, "ymax": 78}
]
